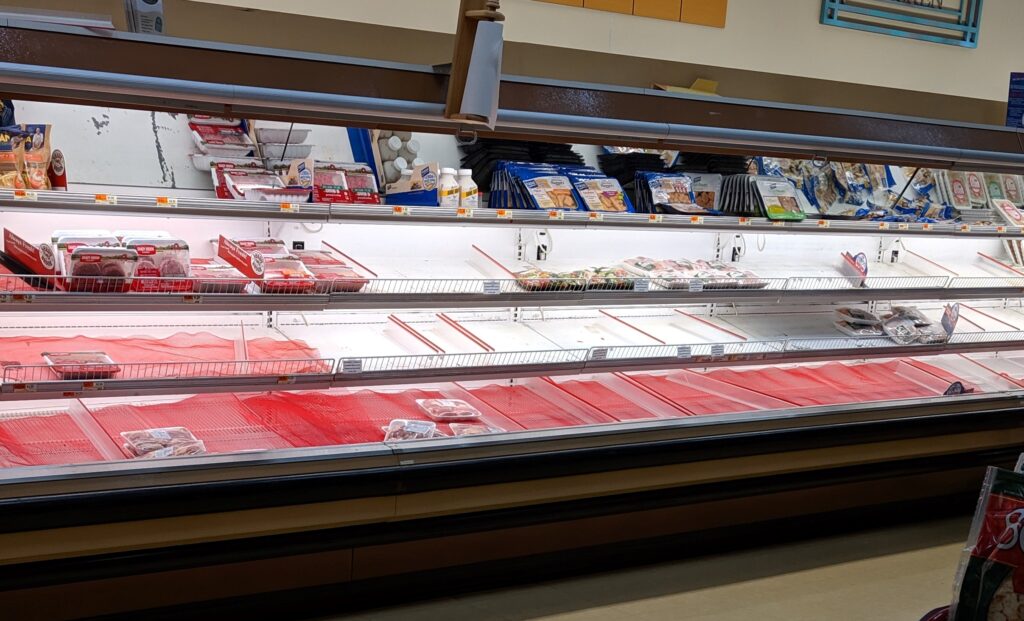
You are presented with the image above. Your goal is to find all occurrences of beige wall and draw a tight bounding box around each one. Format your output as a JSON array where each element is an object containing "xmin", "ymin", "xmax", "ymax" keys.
[{"xmin": 194, "ymin": 0, "xmax": 1024, "ymax": 104}]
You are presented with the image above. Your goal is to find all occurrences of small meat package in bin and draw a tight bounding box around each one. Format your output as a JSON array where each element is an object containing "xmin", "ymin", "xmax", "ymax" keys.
[
  {"xmin": 383, "ymin": 419, "xmax": 440, "ymax": 441},
  {"xmin": 416, "ymin": 398, "xmax": 483, "ymax": 421},
  {"xmin": 952, "ymin": 466, "xmax": 1024, "ymax": 620},
  {"xmin": 189, "ymin": 262, "xmax": 249, "ymax": 294},
  {"xmin": 260, "ymin": 257, "xmax": 316, "ymax": 294},
  {"xmin": 289, "ymin": 249, "xmax": 367, "ymax": 293},
  {"xmin": 120, "ymin": 427, "xmax": 207, "ymax": 459},
  {"xmin": 125, "ymin": 237, "xmax": 191, "ymax": 292},
  {"xmin": 68, "ymin": 246, "xmax": 138, "ymax": 293},
  {"xmin": 42, "ymin": 351, "xmax": 120, "ymax": 380}
]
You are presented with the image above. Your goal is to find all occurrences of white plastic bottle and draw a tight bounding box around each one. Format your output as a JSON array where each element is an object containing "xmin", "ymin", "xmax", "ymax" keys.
[
  {"xmin": 458, "ymin": 169, "xmax": 478, "ymax": 208},
  {"xmin": 439, "ymin": 167, "xmax": 460, "ymax": 208}
]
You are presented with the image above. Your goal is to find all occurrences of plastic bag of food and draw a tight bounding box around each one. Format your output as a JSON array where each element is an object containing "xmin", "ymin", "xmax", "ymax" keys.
[
  {"xmin": 383, "ymin": 419, "xmax": 439, "ymax": 441},
  {"xmin": 0, "ymin": 126, "xmax": 26, "ymax": 189},
  {"xmin": 20, "ymin": 124, "xmax": 51, "ymax": 190},
  {"xmin": 416, "ymin": 398, "xmax": 483, "ymax": 421},
  {"xmin": 120, "ymin": 426, "xmax": 206, "ymax": 458},
  {"xmin": 951, "ymin": 467, "xmax": 1024, "ymax": 620}
]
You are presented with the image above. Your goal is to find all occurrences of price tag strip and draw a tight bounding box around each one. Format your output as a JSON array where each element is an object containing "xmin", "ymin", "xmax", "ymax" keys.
[
  {"xmin": 94, "ymin": 194, "xmax": 117, "ymax": 205},
  {"xmin": 155, "ymin": 196, "xmax": 178, "ymax": 207},
  {"xmin": 12, "ymin": 190, "xmax": 37, "ymax": 201}
]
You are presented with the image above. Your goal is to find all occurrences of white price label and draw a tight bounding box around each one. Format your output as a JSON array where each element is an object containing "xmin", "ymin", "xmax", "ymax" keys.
[
  {"xmin": 816, "ymin": 219, "xmax": 829, "ymax": 228},
  {"xmin": 12, "ymin": 190, "xmax": 37, "ymax": 201},
  {"xmin": 738, "ymin": 217, "xmax": 752, "ymax": 226},
  {"xmin": 960, "ymin": 224, "xmax": 971, "ymax": 232},
  {"xmin": 676, "ymin": 345, "xmax": 692, "ymax": 359},
  {"xmin": 711, "ymin": 344, "xmax": 726, "ymax": 357},
  {"xmin": 997, "ymin": 226, "xmax": 1007, "ymax": 233},
  {"xmin": 341, "ymin": 359, "xmax": 363, "ymax": 374},
  {"xmin": 771, "ymin": 220, "xmax": 785, "ymax": 227},
  {"xmin": 94, "ymin": 194, "xmax": 117, "ymax": 205},
  {"xmin": 483, "ymin": 280, "xmax": 501, "ymax": 295},
  {"xmin": 877, "ymin": 222, "xmax": 890, "ymax": 230},
  {"xmin": 648, "ymin": 214, "xmax": 663, "ymax": 223},
  {"xmin": 898, "ymin": 223, "xmax": 910, "ymax": 231},
  {"xmin": 392, "ymin": 206, "xmax": 410, "ymax": 216},
  {"xmin": 688, "ymin": 279, "xmax": 704, "ymax": 293},
  {"xmin": 590, "ymin": 347, "xmax": 609, "ymax": 361},
  {"xmin": 634, "ymin": 279, "xmax": 650, "ymax": 293},
  {"xmin": 280, "ymin": 202, "xmax": 300, "ymax": 213}
]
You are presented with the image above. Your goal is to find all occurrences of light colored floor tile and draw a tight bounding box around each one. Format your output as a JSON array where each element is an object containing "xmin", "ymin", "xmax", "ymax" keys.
[{"xmin": 328, "ymin": 516, "xmax": 969, "ymax": 621}]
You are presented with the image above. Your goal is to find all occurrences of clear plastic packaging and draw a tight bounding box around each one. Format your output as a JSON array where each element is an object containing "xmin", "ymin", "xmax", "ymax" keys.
[
  {"xmin": 233, "ymin": 238, "xmax": 290, "ymax": 256},
  {"xmin": 383, "ymin": 419, "xmax": 438, "ymax": 441},
  {"xmin": 833, "ymin": 307, "xmax": 881, "ymax": 326},
  {"xmin": 125, "ymin": 237, "xmax": 191, "ymax": 292},
  {"xmin": 259, "ymin": 258, "xmax": 316, "ymax": 294},
  {"xmin": 450, "ymin": 423, "xmax": 504, "ymax": 436},
  {"xmin": 189, "ymin": 262, "xmax": 249, "ymax": 293},
  {"xmin": 42, "ymin": 351, "xmax": 120, "ymax": 380},
  {"xmin": 120, "ymin": 426, "xmax": 206, "ymax": 458},
  {"xmin": 223, "ymin": 171, "xmax": 285, "ymax": 200},
  {"xmin": 306, "ymin": 264, "xmax": 368, "ymax": 293},
  {"xmin": 189, "ymin": 123, "xmax": 254, "ymax": 156},
  {"xmin": 67, "ymin": 246, "xmax": 138, "ymax": 293},
  {"xmin": 415, "ymin": 398, "xmax": 483, "ymax": 421}
]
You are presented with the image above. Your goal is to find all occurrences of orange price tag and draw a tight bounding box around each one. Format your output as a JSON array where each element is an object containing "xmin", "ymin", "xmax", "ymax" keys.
[
  {"xmin": 648, "ymin": 214, "xmax": 663, "ymax": 223},
  {"xmin": 997, "ymin": 225, "xmax": 1007, "ymax": 233},
  {"xmin": 392, "ymin": 206, "xmax": 409, "ymax": 215},
  {"xmin": 689, "ymin": 215, "xmax": 704, "ymax": 224},
  {"xmin": 738, "ymin": 217, "xmax": 751, "ymax": 226},
  {"xmin": 155, "ymin": 196, "xmax": 177, "ymax": 206},
  {"xmin": 547, "ymin": 210, "xmax": 565, "ymax": 220},
  {"xmin": 12, "ymin": 189, "xmax": 37, "ymax": 201},
  {"xmin": 280, "ymin": 203, "xmax": 300, "ymax": 213},
  {"xmin": 94, "ymin": 193, "xmax": 117, "ymax": 205},
  {"xmin": 878, "ymin": 222, "xmax": 890, "ymax": 230},
  {"xmin": 922, "ymin": 223, "xmax": 933, "ymax": 231},
  {"xmin": 588, "ymin": 212, "xmax": 604, "ymax": 221},
  {"xmin": 496, "ymin": 209, "xmax": 512, "ymax": 218},
  {"xmin": 959, "ymin": 224, "xmax": 971, "ymax": 232},
  {"xmin": 456, "ymin": 207, "xmax": 473, "ymax": 218},
  {"xmin": 816, "ymin": 219, "xmax": 829, "ymax": 228}
]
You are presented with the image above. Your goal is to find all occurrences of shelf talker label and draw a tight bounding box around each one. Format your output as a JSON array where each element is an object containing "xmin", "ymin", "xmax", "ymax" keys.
[
  {"xmin": 648, "ymin": 214, "xmax": 663, "ymax": 223},
  {"xmin": 280, "ymin": 202, "xmax": 300, "ymax": 213},
  {"xmin": 634, "ymin": 279, "xmax": 650, "ymax": 293},
  {"xmin": 12, "ymin": 190, "xmax": 37, "ymax": 201},
  {"xmin": 588, "ymin": 212, "xmax": 603, "ymax": 221},
  {"xmin": 456, "ymin": 207, "xmax": 473, "ymax": 218},
  {"xmin": 547, "ymin": 210, "xmax": 564, "ymax": 220},
  {"xmin": 688, "ymin": 279, "xmax": 704, "ymax": 293},
  {"xmin": 590, "ymin": 347, "xmax": 609, "ymax": 361},
  {"xmin": 711, "ymin": 344, "xmax": 726, "ymax": 357},
  {"xmin": 94, "ymin": 194, "xmax": 117, "ymax": 205},
  {"xmin": 676, "ymin": 345, "xmax": 692, "ymax": 359},
  {"xmin": 341, "ymin": 359, "xmax": 363, "ymax": 374},
  {"xmin": 483, "ymin": 280, "xmax": 501, "ymax": 295},
  {"xmin": 155, "ymin": 196, "xmax": 178, "ymax": 207}
]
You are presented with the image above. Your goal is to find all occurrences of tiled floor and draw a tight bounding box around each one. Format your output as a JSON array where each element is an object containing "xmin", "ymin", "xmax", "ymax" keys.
[{"xmin": 329, "ymin": 516, "xmax": 969, "ymax": 620}]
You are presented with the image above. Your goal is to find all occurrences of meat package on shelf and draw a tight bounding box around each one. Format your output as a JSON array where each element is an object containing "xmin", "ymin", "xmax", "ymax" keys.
[
  {"xmin": 0, "ymin": 227, "xmax": 368, "ymax": 296},
  {"xmin": 0, "ymin": 358, "xmax": 979, "ymax": 467},
  {"xmin": 833, "ymin": 306, "xmax": 949, "ymax": 344},
  {"xmin": 511, "ymin": 256, "xmax": 766, "ymax": 292}
]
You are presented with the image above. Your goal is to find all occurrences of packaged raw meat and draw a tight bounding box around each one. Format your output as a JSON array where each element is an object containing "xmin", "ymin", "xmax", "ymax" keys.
[
  {"xmin": 243, "ymin": 187, "xmax": 311, "ymax": 203},
  {"xmin": 20, "ymin": 124, "xmax": 50, "ymax": 190},
  {"xmin": 189, "ymin": 262, "xmax": 249, "ymax": 293},
  {"xmin": 120, "ymin": 426, "xmax": 206, "ymax": 458},
  {"xmin": 306, "ymin": 264, "xmax": 368, "ymax": 293},
  {"xmin": 42, "ymin": 351, "xmax": 120, "ymax": 380},
  {"xmin": 514, "ymin": 266, "xmax": 590, "ymax": 291},
  {"xmin": 416, "ymin": 398, "xmax": 483, "ymax": 421},
  {"xmin": 51, "ymin": 230, "xmax": 116, "ymax": 245},
  {"xmin": 834, "ymin": 307, "xmax": 881, "ymax": 326},
  {"xmin": 951, "ymin": 467, "xmax": 1024, "ymax": 620},
  {"xmin": 311, "ymin": 164, "xmax": 351, "ymax": 203},
  {"xmin": 586, "ymin": 266, "xmax": 636, "ymax": 290},
  {"xmin": 210, "ymin": 162, "xmax": 274, "ymax": 200},
  {"xmin": 450, "ymin": 423, "xmax": 504, "ymax": 436},
  {"xmin": 54, "ymin": 233, "xmax": 120, "ymax": 275},
  {"xmin": 259, "ymin": 257, "xmax": 316, "ymax": 294},
  {"xmin": 833, "ymin": 321, "xmax": 884, "ymax": 338},
  {"xmin": 383, "ymin": 419, "xmax": 438, "ymax": 441},
  {"xmin": 621, "ymin": 256, "xmax": 688, "ymax": 289},
  {"xmin": 339, "ymin": 164, "xmax": 381, "ymax": 204},
  {"xmin": 233, "ymin": 238, "xmax": 290, "ymax": 256},
  {"xmin": 188, "ymin": 114, "xmax": 242, "ymax": 126},
  {"xmin": 67, "ymin": 246, "xmax": 138, "ymax": 292},
  {"xmin": 290, "ymin": 249, "xmax": 346, "ymax": 266},
  {"xmin": 125, "ymin": 237, "xmax": 191, "ymax": 292},
  {"xmin": 189, "ymin": 123, "xmax": 254, "ymax": 156},
  {"xmin": 223, "ymin": 170, "xmax": 285, "ymax": 200}
]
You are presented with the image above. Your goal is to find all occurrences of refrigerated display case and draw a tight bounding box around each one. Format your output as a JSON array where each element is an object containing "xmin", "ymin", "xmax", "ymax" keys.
[{"xmin": 3, "ymin": 18, "xmax": 1024, "ymax": 621}]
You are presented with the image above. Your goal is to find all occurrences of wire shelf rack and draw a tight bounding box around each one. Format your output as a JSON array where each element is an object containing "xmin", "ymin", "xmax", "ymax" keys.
[{"xmin": 2, "ymin": 357, "xmax": 335, "ymax": 383}]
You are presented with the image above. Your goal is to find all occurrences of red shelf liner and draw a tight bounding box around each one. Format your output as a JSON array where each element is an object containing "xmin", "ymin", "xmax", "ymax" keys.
[{"xmin": 0, "ymin": 412, "xmax": 104, "ymax": 467}]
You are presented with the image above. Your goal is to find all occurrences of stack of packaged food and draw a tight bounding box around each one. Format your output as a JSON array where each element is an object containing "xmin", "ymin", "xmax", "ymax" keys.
[{"xmin": 488, "ymin": 162, "xmax": 632, "ymax": 212}]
